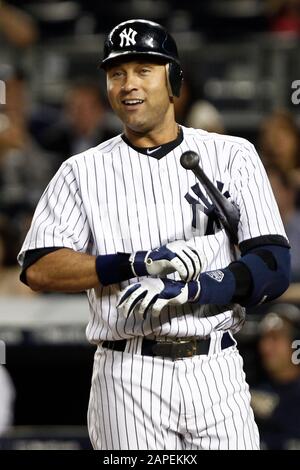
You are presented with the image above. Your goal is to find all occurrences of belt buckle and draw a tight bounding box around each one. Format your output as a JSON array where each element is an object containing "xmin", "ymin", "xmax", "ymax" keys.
[
  {"xmin": 171, "ymin": 338, "xmax": 197, "ymax": 360},
  {"xmin": 153, "ymin": 337, "xmax": 198, "ymax": 360}
]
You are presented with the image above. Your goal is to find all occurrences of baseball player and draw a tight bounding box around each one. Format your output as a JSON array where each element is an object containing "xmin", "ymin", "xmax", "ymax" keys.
[{"xmin": 18, "ymin": 19, "xmax": 290, "ymax": 450}]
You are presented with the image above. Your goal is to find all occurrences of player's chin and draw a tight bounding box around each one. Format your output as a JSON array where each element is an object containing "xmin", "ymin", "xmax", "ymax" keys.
[
  {"xmin": 121, "ymin": 108, "xmax": 145, "ymax": 125},
  {"xmin": 124, "ymin": 116, "xmax": 150, "ymax": 133}
]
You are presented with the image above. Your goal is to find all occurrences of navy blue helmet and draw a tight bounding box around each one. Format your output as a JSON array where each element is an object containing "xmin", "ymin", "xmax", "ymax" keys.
[{"xmin": 101, "ymin": 19, "xmax": 183, "ymax": 97}]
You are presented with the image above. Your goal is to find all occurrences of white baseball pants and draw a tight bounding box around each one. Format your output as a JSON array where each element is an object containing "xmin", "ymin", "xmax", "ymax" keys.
[{"xmin": 88, "ymin": 335, "xmax": 260, "ymax": 450}]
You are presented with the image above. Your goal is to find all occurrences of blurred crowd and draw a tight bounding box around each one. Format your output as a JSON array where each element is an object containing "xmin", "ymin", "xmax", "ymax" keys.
[
  {"xmin": 1, "ymin": 0, "xmax": 300, "ymax": 450},
  {"xmin": 3, "ymin": 0, "xmax": 300, "ymax": 39},
  {"xmin": 251, "ymin": 303, "xmax": 300, "ymax": 449}
]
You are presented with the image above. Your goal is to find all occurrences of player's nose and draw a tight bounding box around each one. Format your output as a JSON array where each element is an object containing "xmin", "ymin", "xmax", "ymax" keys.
[{"xmin": 120, "ymin": 72, "xmax": 139, "ymax": 94}]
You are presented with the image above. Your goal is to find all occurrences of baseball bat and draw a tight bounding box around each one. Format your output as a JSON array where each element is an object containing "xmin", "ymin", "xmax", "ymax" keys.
[{"xmin": 180, "ymin": 150, "xmax": 240, "ymax": 244}]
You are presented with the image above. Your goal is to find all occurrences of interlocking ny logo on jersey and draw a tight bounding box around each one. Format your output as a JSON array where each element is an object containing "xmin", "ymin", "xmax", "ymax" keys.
[
  {"xmin": 119, "ymin": 28, "xmax": 137, "ymax": 47},
  {"xmin": 185, "ymin": 181, "xmax": 231, "ymax": 235}
]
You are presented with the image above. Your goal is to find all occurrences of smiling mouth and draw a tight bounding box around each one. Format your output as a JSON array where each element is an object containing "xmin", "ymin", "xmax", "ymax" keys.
[{"xmin": 122, "ymin": 99, "xmax": 144, "ymax": 106}]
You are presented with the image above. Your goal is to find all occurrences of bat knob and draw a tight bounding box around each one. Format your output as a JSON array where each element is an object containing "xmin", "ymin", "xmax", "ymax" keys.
[{"xmin": 180, "ymin": 151, "xmax": 200, "ymax": 170}]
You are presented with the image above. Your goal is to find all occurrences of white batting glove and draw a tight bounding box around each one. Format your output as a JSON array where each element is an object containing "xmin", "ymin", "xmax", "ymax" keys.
[
  {"xmin": 117, "ymin": 278, "xmax": 201, "ymax": 318},
  {"xmin": 130, "ymin": 240, "xmax": 202, "ymax": 282}
]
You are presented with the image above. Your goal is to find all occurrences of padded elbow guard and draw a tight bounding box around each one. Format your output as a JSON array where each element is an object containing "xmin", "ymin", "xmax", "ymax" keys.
[{"xmin": 238, "ymin": 244, "xmax": 290, "ymax": 307}]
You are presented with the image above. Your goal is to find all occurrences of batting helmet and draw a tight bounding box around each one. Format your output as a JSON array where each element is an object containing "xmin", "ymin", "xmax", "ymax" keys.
[{"xmin": 101, "ymin": 19, "xmax": 183, "ymax": 97}]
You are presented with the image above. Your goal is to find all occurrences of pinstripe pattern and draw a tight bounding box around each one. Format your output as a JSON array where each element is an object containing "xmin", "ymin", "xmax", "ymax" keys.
[
  {"xmin": 87, "ymin": 337, "xmax": 260, "ymax": 450},
  {"xmin": 18, "ymin": 126, "xmax": 278, "ymax": 450},
  {"xmin": 18, "ymin": 126, "xmax": 287, "ymax": 343}
]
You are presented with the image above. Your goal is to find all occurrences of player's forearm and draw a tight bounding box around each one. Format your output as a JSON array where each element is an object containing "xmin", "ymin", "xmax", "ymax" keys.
[
  {"xmin": 196, "ymin": 244, "xmax": 290, "ymax": 307},
  {"xmin": 26, "ymin": 249, "xmax": 99, "ymax": 293}
]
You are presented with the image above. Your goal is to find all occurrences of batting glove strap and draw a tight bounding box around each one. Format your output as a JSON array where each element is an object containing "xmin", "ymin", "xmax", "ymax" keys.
[
  {"xmin": 134, "ymin": 241, "xmax": 202, "ymax": 281},
  {"xmin": 130, "ymin": 251, "xmax": 149, "ymax": 277},
  {"xmin": 188, "ymin": 280, "xmax": 201, "ymax": 302}
]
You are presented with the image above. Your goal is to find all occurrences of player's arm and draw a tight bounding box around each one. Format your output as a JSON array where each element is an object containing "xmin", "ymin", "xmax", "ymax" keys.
[
  {"xmin": 24, "ymin": 248, "xmax": 99, "ymax": 292},
  {"xmin": 22, "ymin": 238, "xmax": 202, "ymax": 292},
  {"xmin": 117, "ymin": 235, "xmax": 291, "ymax": 316},
  {"xmin": 19, "ymin": 158, "xmax": 202, "ymax": 290},
  {"xmin": 95, "ymin": 240, "xmax": 202, "ymax": 285},
  {"xmin": 196, "ymin": 235, "xmax": 290, "ymax": 307},
  {"xmin": 196, "ymin": 138, "xmax": 291, "ymax": 308},
  {"xmin": 118, "ymin": 139, "xmax": 291, "ymax": 315}
]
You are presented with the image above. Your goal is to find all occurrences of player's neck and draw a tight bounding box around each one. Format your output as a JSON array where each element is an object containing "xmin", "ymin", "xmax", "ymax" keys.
[{"xmin": 124, "ymin": 118, "xmax": 179, "ymax": 148}]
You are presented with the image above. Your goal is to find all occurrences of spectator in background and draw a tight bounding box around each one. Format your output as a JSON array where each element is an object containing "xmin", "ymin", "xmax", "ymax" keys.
[
  {"xmin": 40, "ymin": 79, "xmax": 116, "ymax": 170},
  {"xmin": 0, "ymin": 215, "xmax": 34, "ymax": 295},
  {"xmin": 259, "ymin": 109, "xmax": 300, "ymax": 173},
  {"xmin": 173, "ymin": 75, "xmax": 202, "ymax": 126},
  {"xmin": 0, "ymin": 0, "xmax": 38, "ymax": 47},
  {"xmin": 173, "ymin": 79, "xmax": 193, "ymax": 125},
  {"xmin": 251, "ymin": 303, "xmax": 300, "ymax": 450},
  {"xmin": 0, "ymin": 365, "xmax": 15, "ymax": 436},
  {"xmin": 174, "ymin": 75, "xmax": 225, "ymax": 134},
  {"xmin": 267, "ymin": 165, "xmax": 300, "ymax": 281},
  {"xmin": 186, "ymin": 100, "xmax": 225, "ymax": 134},
  {"xmin": 0, "ymin": 66, "xmax": 54, "ymax": 231},
  {"xmin": 267, "ymin": 0, "xmax": 300, "ymax": 36},
  {"xmin": 0, "ymin": 67, "xmax": 28, "ymax": 153}
]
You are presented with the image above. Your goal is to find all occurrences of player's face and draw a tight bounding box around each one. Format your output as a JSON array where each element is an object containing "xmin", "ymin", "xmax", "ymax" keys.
[{"xmin": 106, "ymin": 60, "xmax": 172, "ymax": 134}]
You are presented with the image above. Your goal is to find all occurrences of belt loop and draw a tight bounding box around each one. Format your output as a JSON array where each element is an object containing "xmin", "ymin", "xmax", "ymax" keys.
[
  {"xmin": 135, "ymin": 337, "xmax": 144, "ymax": 355},
  {"xmin": 208, "ymin": 331, "xmax": 222, "ymax": 356},
  {"xmin": 124, "ymin": 338, "xmax": 132, "ymax": 354},
  {"xmin": 208, "ymin": 331, "xmax": 216, "ymax": 356},
  {"xmin": 227, "ymin": 331, "xmax": 237, "ymax": 348},
  {"xmin": 126, "ymin": 337, "xmax": 142, "ymax": 355}
]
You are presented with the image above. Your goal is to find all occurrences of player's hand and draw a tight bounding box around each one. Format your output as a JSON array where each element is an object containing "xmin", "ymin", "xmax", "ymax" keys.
[
  {"xmin": 130, "ymin": 240, "xmax": 202, "ymax": 282},
  {"xmin": 117, "ymin": 278, "xmax": 201, "ymax": 318}
]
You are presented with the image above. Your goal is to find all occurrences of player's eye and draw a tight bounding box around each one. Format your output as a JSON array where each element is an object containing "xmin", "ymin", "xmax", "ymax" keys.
[
  {"xmin": 140, "ymin": 68, "xmax": 151, "ymax": 75},
  {"xmin": 111, "ymin": 70, "xmax": 124, "ymax": 78}
]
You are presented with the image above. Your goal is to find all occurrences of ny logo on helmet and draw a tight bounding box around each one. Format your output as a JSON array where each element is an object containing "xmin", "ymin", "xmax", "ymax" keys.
[{"xmin": 119, "ymin": 28, "xmax": 137, "ymax": 47}]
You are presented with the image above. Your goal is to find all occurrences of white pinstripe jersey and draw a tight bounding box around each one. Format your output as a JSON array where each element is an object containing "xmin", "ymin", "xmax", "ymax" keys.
[{"xmin": 18, "ymin": 126, "xmax": 287, "ymax": 343}]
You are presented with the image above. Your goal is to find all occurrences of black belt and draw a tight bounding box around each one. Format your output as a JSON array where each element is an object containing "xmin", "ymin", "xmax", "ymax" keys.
[{"xmin": 102, "ymin": 332, "xmax": 234, "ymax": 360}]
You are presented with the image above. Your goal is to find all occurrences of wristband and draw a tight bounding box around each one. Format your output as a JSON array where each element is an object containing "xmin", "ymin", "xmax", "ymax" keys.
[{"xmin": 95, "ymin": 252, "xmax": 133, "ymax": 286}]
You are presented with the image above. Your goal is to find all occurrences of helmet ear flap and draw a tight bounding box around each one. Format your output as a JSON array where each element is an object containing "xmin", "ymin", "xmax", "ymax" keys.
[
  {"xmin": 165, "ymin": 63, "xmax": 173, "ymax": 97},
  {"xmin": 165, "ymin": 62, "xmax": 183, "ymax": 98}
]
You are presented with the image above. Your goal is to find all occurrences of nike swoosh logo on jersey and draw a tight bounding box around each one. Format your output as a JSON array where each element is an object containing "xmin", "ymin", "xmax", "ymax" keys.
[{"xmin": 147, "ymin": 146, "xmax": 162, "ymax": 154}]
